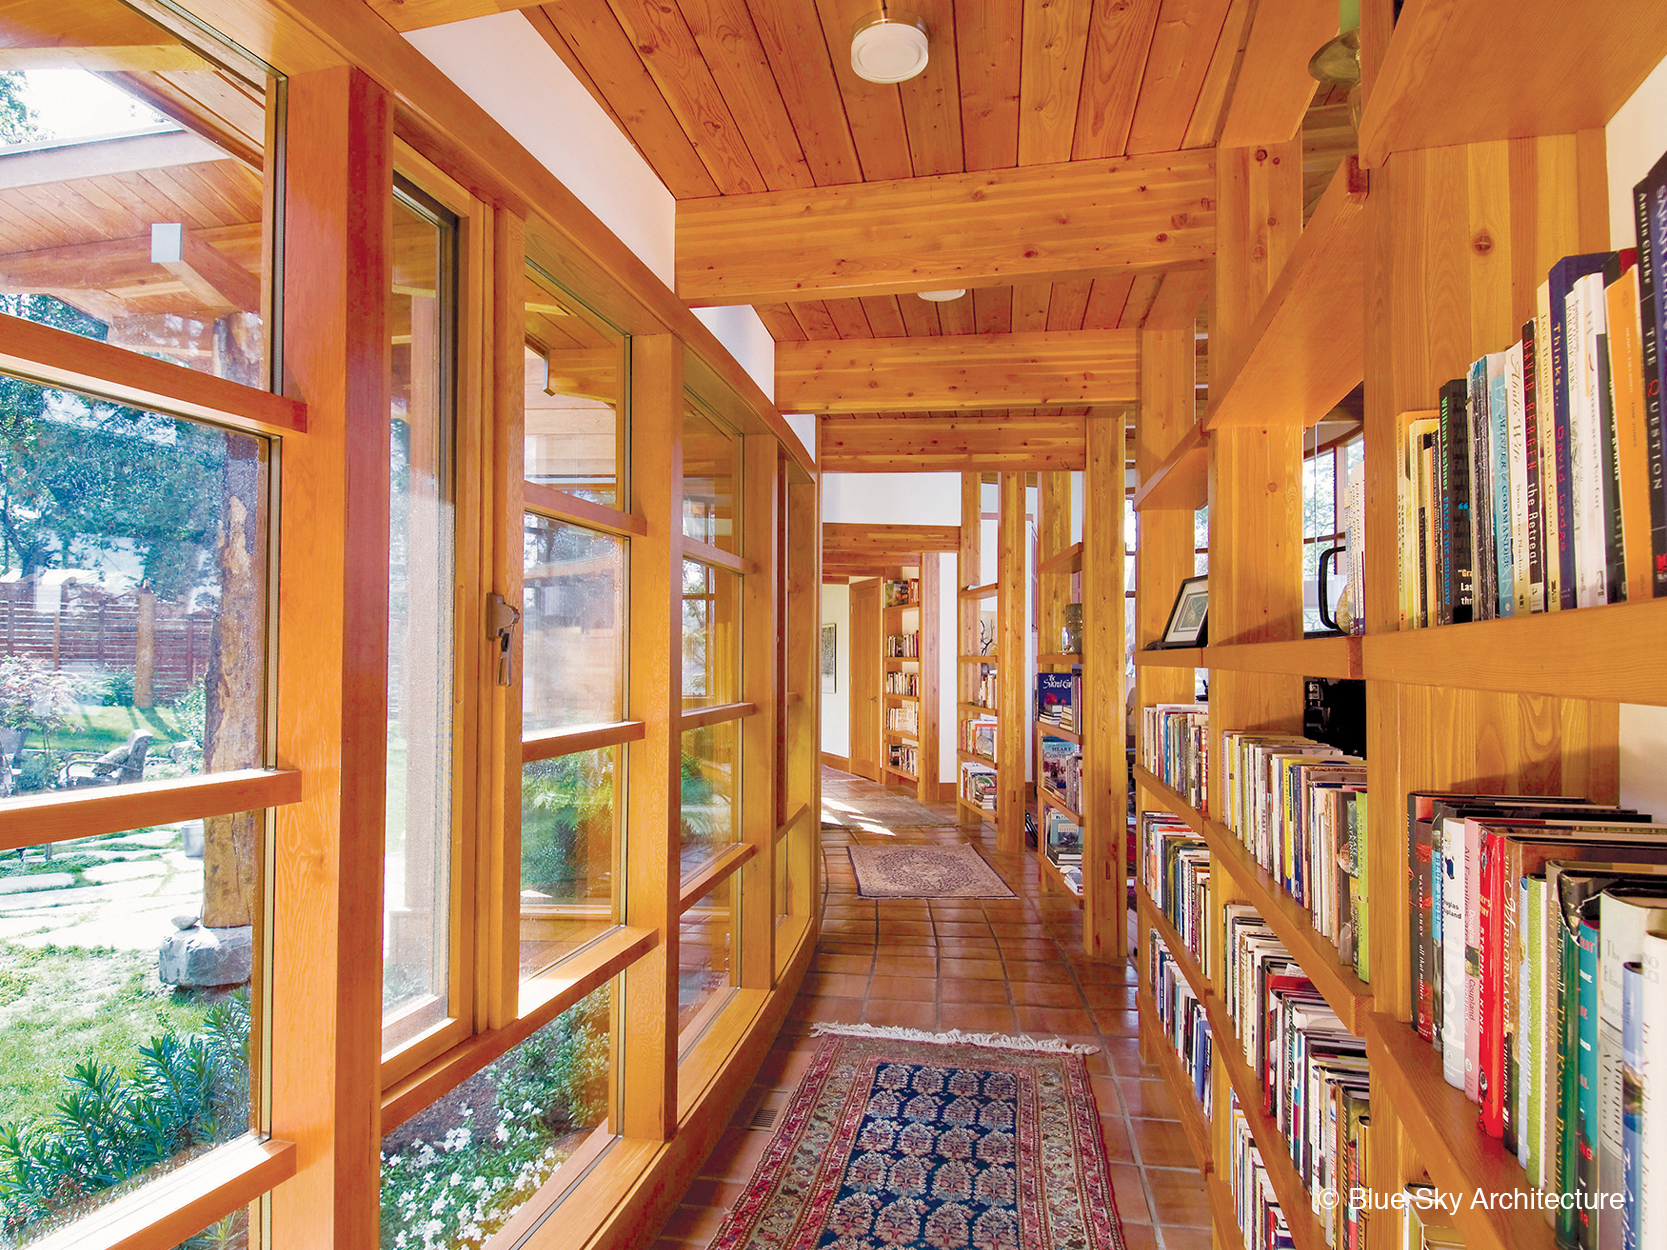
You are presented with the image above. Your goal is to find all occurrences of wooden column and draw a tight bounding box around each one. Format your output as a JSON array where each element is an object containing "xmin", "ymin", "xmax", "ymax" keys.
[
  {"xmin": 271, "ymin": 65, "xmax": 391, "ymax": 1250},
  {"xmin": 1132, "ymin": 329, "xmax": 1198, "ymax": 1026},
  {"xmin": 1082, "ymin": 412, "xmax": 1127, "ymax": 957},
  {"xmin": 955, "ymin": 472, "xmax": 988, "ymax": 825},
  {"xmin": 783, "ymin": 475, "xmax": 819, "ymax": 928},
  {"xmin": 622, "ymin": 335, "xmax": 683, "ymax": 1140},
  {"xmin": 739, "ymin": 435, "xmax": 779, "ymax": 989},
  {"xmin": 916, "ymin": 552, "xmax": 940, "ymax": 806},
  {"xmin": 1208, "ymin": 139, "xmax": 1306, "ymax": 819},
  {"xmin": 995, "ymin": 472, "xmax": 1026, "ymax": 853}
]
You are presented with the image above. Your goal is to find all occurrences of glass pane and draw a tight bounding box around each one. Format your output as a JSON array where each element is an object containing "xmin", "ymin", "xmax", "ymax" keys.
[
  {"xmin": 521, "ymin": 749, "xmax": 617, "ymax": 979},
  {"xmin": 682, "ymin": 407, "xmax": 737, "ymax": 550},
  {"xmin": 381, "ymin": 985, "xmax": 612, "ymax": 1249},
  {"xmin": 0, "ymin": 2, "xmax": 278, "ymax": 385},
  {"xmin": 678, "ymin": 890, "xmax": 731, "ymax": 1042},
  {"xmin": 384, "ymin": 190, "xmax": 456, "ymax": 1048},
  {"xmin": 522, "ymin": 516, "xmax": 623, "ymax": 731},
  {"xmin": 681, "ymin": 560, "xmax": 738, "ymax": 709},
  {"xmin": 524, "ymin": 273, "xmax": 624, "ymax": 505},
  {"xmin": 176, "ymin": 1204, "xmax": 254, "ymax": 1250},
  {"xmin": 0, "ymin": 375, "xmax": 268, "ymax": 797},
  {"xmin": 681, "ymin": 721, "xmax": 737, "ymax": 880},
  {"xmin": 0, "ymin": 814, "xmax": 259, "ymax": 1241}
]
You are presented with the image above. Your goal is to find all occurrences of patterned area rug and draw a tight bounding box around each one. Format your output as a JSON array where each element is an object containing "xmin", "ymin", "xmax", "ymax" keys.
[
  {"xmin": 847, "ymin": 845, "xmax": 1016, "ymax": 899},
  {"xmin": 710, "ymin": 1026, "xmax": 1124, "ymax": 1250}
]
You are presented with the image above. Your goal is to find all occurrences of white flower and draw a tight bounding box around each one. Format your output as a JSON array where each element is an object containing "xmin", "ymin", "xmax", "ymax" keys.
[{"xmin": 494, "ymin": 1125, "xmax": 509, "ymax": 1143}]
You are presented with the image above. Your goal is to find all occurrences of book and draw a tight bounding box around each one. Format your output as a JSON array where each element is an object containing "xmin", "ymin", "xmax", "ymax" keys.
[
  {"xmin": 1507, "ymin": 341, "xmax": 1531, "ymax": 614},
  {"xmin": 1622, "ymin": 960, "xmax": 1643, "ymax": 1250},
  {"xmin": 1437, "ymin": 377, "xmax": 1475, "ymax": 623},
  {"xmin": 1641, "ymin": 924, "xmax": 1667, "ymax": 1247},
  {"xmin": 1637, "ymin": 153, "xmax": 1667, "ymax": 596},
  {"xmin": 1577, "ymin": 895, "xmax": 1601, "ymax": 1250},
  {"xmin": 1470, "ymin": 356, "xmax": 1496, "ymax": 619},
  {"xmin": 1523, "ymin": 319, "xmax": 1546, "ymax": 612},
  {"xmin": 1608, "ymin": 261, "xmax": 1653, "ymax": 602},
  {"xmin": 1539, "ymin": 278, "xmax": 1561, "ymax": 611},
  {"xmin": 1549, "ymin": 254, "xmax": 1616, "ymax": 611},
  {"xmin": 1598, "ymin": 888, "xmax": 1667, "ymax": 1250}
]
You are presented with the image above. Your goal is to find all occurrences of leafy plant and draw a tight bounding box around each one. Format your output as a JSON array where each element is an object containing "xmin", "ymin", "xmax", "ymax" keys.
[
  {"xmin": 0, "ymin": 655, "xmax": 78, "ymax": 738},
  {"xmin": 98, "ymin": 670, "xmax": 134, "ymax": 709},
  {"xmin": 0, "ymin": 993, "xmax": 249, "ymax": 1242},
  {"xmin": 520, "ymin": 753, "xmax": 612, "ymax": 896}
]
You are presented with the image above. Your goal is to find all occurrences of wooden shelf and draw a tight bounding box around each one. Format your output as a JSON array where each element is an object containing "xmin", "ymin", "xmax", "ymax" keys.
[
  {"xmin": 1133, "ymin": 765, "xmax": 1371, "ymax": 1034},
  {"xmin": 882, "ymin": 765, "xmax": 918, "ymax": 782},
  {"xmin": 1132, "ymin": 419, "xmax": 1207, "ymax": 512},
  {"xmin": 1363, "ymin": 1013, "xmax": 1554, "ymax": 1250},
  {"xmin": 883, "ymin": 657, "xmax": 919, "ymax": 667},
  {"xmin": 1035, "ymin": 652, "xmax": 1081, "ymax": 666},
  {"xmin": 1035, "ymin": 720, "xmax": 1080, "ymax": 745},
  {"xmin": 958, "ymin": 702, "xmax": 996, "ymax": 718},
  {"xmin": 1359, "ymin": 0, "xmax": 1667, "ymax": 170},
  {"xmin": 1203, "ymin": 996, "xmax": 1329, "ymax": 1250},
  {"xmin": 1038, "ymin": 788, "xmax": 1083, "ymax": 825},
  {"xmin": 1362, "ymin": 596, "xmax": 1667, "ymax": 704},
  {"xmin": 956, "ymin": 749, "xmax": 996, "ymax": 767},
  {"xmin": 1038, "ymin": 542, "xmax": 1082, "ymax": 575},
  {"xmin": 1135, "ymin": 887, "xmax": 1212, "ymax": 1002},
  {"xmin": 959, "ymin": 582, "xmax": 998, "ymax": 599},
  {"xmin": 1035, "ymin": 848, "xmax": 1083, "ymax": 907},
  {"xmin": 1133, "ymin": 637, "xmax": 1360, "ymax": 679},
  {"xmin": 882, "ymin": 730, "xmax": 918, "ymax": 743},
  {"xmin": 1202, "ymin": 159, "xmax": 1367, "ymax": 435},
  {"xmin": 884, "ymin": 693, "xmax": 919, "ymax": 703},
  {"xmin": 958, "ymin": 654, "xmax": 996, "ymax": 664},
  {"xmin": 1136, "ymin": 991, "xmax": 1212, "ymax": 1176},
  {"xmin": 956, "ymin": 797, "xmax": 993, "ymax": 823}
]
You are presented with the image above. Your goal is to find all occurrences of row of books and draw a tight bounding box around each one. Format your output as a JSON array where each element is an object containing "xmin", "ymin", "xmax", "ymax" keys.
[
  {"xmin": 960, "ymin": 717, "xmax": 995, "ymax": 762},
  {"xmin": 1149, "ymin": 931, "xmax": 1213, "ymax": 1116},
  {"xmin": 1401, "ymin": 166, "xmax": 1667, "ymax": 629},
  {"xmin": 1337, "ymin": 459, "xmax": 1367, "ymax": 636},
  {"xmin": 1039, "ymin": 735, "xmax": 1082, "ymax": 814},
  {"xmin": 1140, "ymin": 703, "xmax": 1209, "ymax": 814},
  {"xmin": 968, "ymin": 662, "xmax": 996, "ymax": 709},
  {"xmin": 886, "ymin": 742, "xmax": 917, "ymax": 777},
  {"xmin": 884, "ymin": 632, "xmax": 919, "ymax": 658},
  {"xmin": 1223, "ymin": 906, "xmax": 1371, "ymax": 1250},
  {"xmin": 1404, "ymin": 792, "xmax": 1667, "ymax": 1250},
  {"xmin": 882, "ymin": 578, "xmax": 919, "ymax": 608},
  {"xmin": 1043, "ymin": 807, "xmax": 1080, "ymax": 853},
  {"xmin": 1140, "ymin": 810, "xmax": 1210, "ymax": 974},
  {"xmin": 884, "ymin": 671, "xmax": 919, "ymax": 696},
  {"xmin": 1036, "ymin": 670, "xmax": 1080, "ymax": 731},
  {"xmin": 958, "ymin": 760, "xmax": 995, "ymax": 811},
  {"xmin": 885, "ymin": 705, "xmax": 917, "ymax": 736},
  {"xmin": 1227, "ymin": 1099, "xmax": 1292, "ymax": 1250},
  {"xmin": 1219, "ymin": 730, "xmax": 1369, "ymax": 981}
]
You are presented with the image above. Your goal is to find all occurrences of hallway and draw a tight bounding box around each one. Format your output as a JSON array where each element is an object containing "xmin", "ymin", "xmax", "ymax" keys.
[{"xmin": 653, "ymin": 768, "xmax": 1212, "ymax": 1250}]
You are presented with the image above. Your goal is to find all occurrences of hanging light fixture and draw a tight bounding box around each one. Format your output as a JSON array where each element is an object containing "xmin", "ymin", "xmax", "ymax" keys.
[
  {"xmin": 850, "ymin": 8, "xmax": 930, "ymax": 85},
  {"xmin": 917, "ymin": 289, "xmax": 966, "ymax": 302},
  {"xmin": 1308, "ymin": 0, "xmax": 1363, "ymax": 126}
]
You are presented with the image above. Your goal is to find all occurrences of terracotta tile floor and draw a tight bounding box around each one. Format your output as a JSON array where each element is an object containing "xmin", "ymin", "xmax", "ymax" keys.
[{"xmin": 651, "ymin": 769, "xmax": 1212, "ymax": 1250}]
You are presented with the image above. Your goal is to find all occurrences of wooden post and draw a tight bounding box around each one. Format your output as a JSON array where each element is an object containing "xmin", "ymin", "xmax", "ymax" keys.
[
  {"xmin": 134, "ymin": 587, "xmax": 155, "ymax": 710},
  {"xmin": 621, "ymin": 335, "xmax": 682, "ymax": 1140},
  {"xmin": 996, "ymin": 472, "xmax": 1026, "ymax": 853},
  {"xmin": 1081, "ymin": 412, "xmax": 1126, "ymax": 957},
  {"xmin": 738, "ymin": 435, "xmax": 778, "ymax": 989},
  {"xmin": 955, "ymin": 472, "xmax": 985, "ymax": 824},
  {"xmin": 270, "ymin": 65, "xmax": 392, "ymax": 1250},
  {"xmin": 916, "ymin": 552, "xmax": 939, "ymax": 806}
]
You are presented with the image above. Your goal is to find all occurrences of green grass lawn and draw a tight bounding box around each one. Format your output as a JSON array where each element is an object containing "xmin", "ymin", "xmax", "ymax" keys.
[
  {"xmin": 0, "ymin": 943, "xmax": 216, "ymax": 1129},
  {"xmin": 59, "ymin": 703, "xmax": 193, "ymax": 754}
]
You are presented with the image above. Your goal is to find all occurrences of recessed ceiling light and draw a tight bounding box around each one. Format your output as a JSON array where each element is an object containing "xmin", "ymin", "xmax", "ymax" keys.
[
  {"xmin": 918, "ymin": 289, "xmax": 966, "ymax": 302},
  {"xmin": 850, "ymin": 10, "xmax": 930, "ymax": 85}
]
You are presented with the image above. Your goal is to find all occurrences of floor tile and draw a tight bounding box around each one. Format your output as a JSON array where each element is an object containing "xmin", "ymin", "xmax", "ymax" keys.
[{"xmin": 867, "ymin": 974, "xmax": 938, "ymax": 1002}]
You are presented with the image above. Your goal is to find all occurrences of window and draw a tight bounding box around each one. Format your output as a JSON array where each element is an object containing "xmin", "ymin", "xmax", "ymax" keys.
[
  {"xmin": 0, "ymin": 0, "xmax": 282, "ymax": 387},
  {"xmin": 522, "ymin": 515, "xmax": 624, "ymax": 730},
  {"xmin": 682, "ymin": 406, "xmax": 738, "ymax": 552},
  {"xmin": 681, "ymin": 558, "xmax": 739, "ymax": 710},
  {"xmin": 524, "ymin": 271, "xmax": 626, "ymax": 506},
  {"xmin": 383, "ymin": 184, "xmax": 459, "ymax": 1053}
]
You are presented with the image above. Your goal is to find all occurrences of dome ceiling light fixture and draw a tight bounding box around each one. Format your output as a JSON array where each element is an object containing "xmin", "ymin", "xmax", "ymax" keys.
[
  {"xmin": 917, "ymin": 289, "xmax": 966, "ymax": 302},
  {"xmin": 850, "ymin": 9, "xmax": 930, "ymax": 85}
]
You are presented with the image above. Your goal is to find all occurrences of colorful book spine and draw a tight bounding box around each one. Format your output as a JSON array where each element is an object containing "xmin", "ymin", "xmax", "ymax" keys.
[
  {"xmin": 1622, "ymin": 960, "xmax": 1643, "ymax": 1250},
  {"xmin": 1524, "ymin": 320, "xmax": 1546, "ymax": 611},
  {"xmin": 1641, "ymin": 927, "xmax": 1667, "ymax": 1248},
  {"xmin": 1549, "ymin": 254, "xmax": 1615, "ymax": 610},
  {"xmin": 1638, "ymin": 154, "xmax": 1667, "ymax": 596},
  {"xmin": 1469, "ymin": 357, "xmax": 1495, "ymax": 618},
  {"xmin": 1608, "ymin": 263, "xmax": 1652, "ymax": 602},
  {"xmin": 1577, "ymin": 902, "xmax": 1601, "ymax": 1250}
]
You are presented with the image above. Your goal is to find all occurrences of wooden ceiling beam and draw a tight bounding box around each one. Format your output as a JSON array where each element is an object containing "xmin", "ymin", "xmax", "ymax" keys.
[
  {"xmin": 823, "ymin": 522, "xmax": 960, "ymax": 556},
  {"xmin": 777, "ymin": 329, "xmax": 1138, "ymax": 413},
  {"xmin": 817, "ymin": 413, "xmax": 1090, "ymax": 472},
  {"xmin": 676, "ymin": 150, "xmax": 1215, "ymax": 305},
  {"xmin": 365, "ymin": 0, "xmax": 539, "ymax": 33}
]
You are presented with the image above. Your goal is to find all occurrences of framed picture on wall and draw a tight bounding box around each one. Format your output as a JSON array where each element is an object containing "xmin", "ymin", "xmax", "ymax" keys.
[{"xmin": 821, "ymin": 623, "xmax": 837, "ymax": 692}]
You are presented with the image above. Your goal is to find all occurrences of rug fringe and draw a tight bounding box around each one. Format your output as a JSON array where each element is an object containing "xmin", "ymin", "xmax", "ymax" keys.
[{"xmin": 808, "ymin": 1022, "xmax": 1099, "ymax": 1055}]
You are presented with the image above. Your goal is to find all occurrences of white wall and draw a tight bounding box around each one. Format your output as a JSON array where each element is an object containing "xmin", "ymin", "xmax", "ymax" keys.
[
  {"xmin": 822, "ymin": 472, "xmax": 962, "ymax": 526},
  {"xmin": 692, "ymin": 304, "xmax": 775, "ymax": 402},
  {"xmin": 820, "ymin": 583, "xmax": 851, "ymax": 759},
  {"xmin": 1609, "ymin": 53, "xmax": 1667, "ymax": 818}
]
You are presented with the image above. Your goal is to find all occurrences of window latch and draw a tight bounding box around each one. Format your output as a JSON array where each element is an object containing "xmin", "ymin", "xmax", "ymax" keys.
[{"xmin": 489, "ymin": 593, "xmax": 521, "ymax": 687}]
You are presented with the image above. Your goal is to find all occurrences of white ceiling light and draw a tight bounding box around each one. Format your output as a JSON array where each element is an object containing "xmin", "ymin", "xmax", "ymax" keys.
[
  {"xmin": 918, "ymin": 289, "xmax": 966, "ymax": 302},
  {"xmin": 851, "ymin": 10, "xmax": 930, "ymax": 84}
]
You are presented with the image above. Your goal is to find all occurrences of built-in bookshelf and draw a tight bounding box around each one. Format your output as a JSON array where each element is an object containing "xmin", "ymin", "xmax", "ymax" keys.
[
  {"xmin": 877, "ymin": 565, "xmax": 938, "ymax": 803},
  {"xmin": 1128, "ymin": 17, "xmax": 1667, "ymax": 1250}
]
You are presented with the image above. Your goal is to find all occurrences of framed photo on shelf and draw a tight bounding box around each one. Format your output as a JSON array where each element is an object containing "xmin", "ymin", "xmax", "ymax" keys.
[{"xmin": 1155, "ymin": 575, "xmax": 1209, "ymax": 648}]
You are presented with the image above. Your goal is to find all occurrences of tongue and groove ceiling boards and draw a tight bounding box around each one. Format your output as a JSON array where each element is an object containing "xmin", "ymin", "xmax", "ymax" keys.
[{"xmin": 371, "ymin": 0, "xmax": 1351, "ymax": 459}]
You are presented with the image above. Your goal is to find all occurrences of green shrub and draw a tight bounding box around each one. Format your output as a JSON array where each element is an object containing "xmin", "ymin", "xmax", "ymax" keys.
[{"xmin": 0, "ymin": 994, "xmax": 249, "ymax": 1244}]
